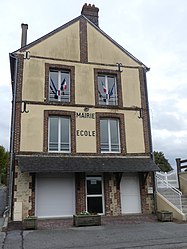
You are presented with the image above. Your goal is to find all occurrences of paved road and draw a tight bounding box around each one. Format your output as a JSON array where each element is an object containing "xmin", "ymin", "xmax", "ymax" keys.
[{"xmin": 1, "ymin": 222, "xmax": 187, "ymax": 249}]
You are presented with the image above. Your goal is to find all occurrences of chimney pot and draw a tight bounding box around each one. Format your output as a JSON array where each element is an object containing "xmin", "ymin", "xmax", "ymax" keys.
[
  {"xmin": 81, "ymin": 3, "xmax": 99, "ymax": 26},
  {"xmin": 21, "ymin": 23, "xmax": 28, "ymax": 48}
]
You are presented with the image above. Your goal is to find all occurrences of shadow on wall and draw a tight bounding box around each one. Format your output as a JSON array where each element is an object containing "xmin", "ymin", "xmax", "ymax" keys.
[{"xmin": 0, "ymin": 186, "xmax": 7, "ymax": 216}]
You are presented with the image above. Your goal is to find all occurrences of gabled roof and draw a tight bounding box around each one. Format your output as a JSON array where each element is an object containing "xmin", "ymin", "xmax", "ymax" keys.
[{"xmin": 15, "ymin": 15, "xmax": 149, "ymax": 71}]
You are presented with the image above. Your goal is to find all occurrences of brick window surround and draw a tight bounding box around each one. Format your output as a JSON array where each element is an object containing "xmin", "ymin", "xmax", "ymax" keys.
[
  {"xmin": 45, "ymin": 63, "xmax": 75, "ymax": 105},
  {"xmin": 94, "ymin": 68, "xmax": 123, "ymax": 108},
  {"xmin": 96, "ymin": 112, "xmax": 126, "ymax": 155},
  {"xmin": 43, "ymin": 110, "xmax": 76, "ymax": 153}
]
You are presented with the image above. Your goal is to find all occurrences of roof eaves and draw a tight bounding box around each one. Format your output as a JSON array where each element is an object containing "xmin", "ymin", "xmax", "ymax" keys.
[
  {"xmin": 13, "ymin": 15, "xmax": 81, "ymax": 53},
  {"xmin": 82, "ymin": 15, "xmax": 150, "ymax": 71}
]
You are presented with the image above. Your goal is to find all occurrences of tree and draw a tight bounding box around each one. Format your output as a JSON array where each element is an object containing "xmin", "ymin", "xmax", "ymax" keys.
[
  {"xmin": 154, "ymin": 151, "xmax": 173, "ymax": 172},
  {"xmin": 0, "ymin": 145, "xmax": 9, "ymax": 185}
]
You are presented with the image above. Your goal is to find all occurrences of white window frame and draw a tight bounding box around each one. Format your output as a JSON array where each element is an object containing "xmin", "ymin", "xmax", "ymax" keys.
[
  {"xmin": 86, "ymin": 175, "xmax": 105, "ymax": 215},
  {"xmin": 48, "ymin": 116, "xmax": 71, "ymax": 153},
  {"xmin": 49, "ymin": 70, "xmax": 70, "ymax": 102},
  {"xmin": 98, "ymin": 75, "xmax": 118, "ymax": 106},
  {"xmin": 100, "ymin": 119, "xmax": 121, "ymax": 153}
]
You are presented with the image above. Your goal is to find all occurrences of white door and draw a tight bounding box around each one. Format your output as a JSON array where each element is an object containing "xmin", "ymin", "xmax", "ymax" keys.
[
  {"xmin": 120, "ymin": 174, "xmax": 141, "ymax": 214},
  {"xmin": 35, "ymin": 173, "xmax": 75, "ymax": 218}
]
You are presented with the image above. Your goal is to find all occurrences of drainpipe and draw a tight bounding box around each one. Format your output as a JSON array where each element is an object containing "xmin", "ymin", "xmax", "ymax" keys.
[{"xmin": 7, "ymin": 53, "xmax": 18, "ymax": 219}]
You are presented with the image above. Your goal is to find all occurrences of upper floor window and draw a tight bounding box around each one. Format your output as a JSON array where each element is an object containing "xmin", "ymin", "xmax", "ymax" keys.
[
  {"xmin": 49, "ymin": 70, "xmax": 70, "ymax": 102},
  {"xmin": 100, "ymin": 118, "xmax": 120, "ymax": 153},
  {"xmin": 45, "ymin": 64, "xmax": 75, "ymax": 105},
  {"xmin": 98, "ymin": 75, "xmax": 118, "ymax": 106},
  {"xmin": 94, "ymin": 68, "xmax": 122, "ymax": 108},
  {"xmin": 48, "ymin": 116, "xmax": 70, "ymax": 152}
]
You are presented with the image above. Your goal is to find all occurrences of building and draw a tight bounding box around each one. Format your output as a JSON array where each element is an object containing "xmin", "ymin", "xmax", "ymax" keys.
[{"xmin": 9, "ymin": 4, "xmax": 158, "ymax": 222}]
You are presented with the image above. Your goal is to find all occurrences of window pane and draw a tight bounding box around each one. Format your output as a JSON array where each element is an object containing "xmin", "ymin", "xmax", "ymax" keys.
[
  {"xmin": 49, "ymin": 71, "xmax": 58, "ymax": 101},
  {"xmin": 108, "ymin": 76, "xmax": 117, "ymax": 105},
  {"xmin": 87, "ymin": 177, "xmax": 102, "ymax": 195},
  {"xmin": 98, "ymin": 76, "xmax": 106, "ymax": 105},
  {"xmin": 60, "ymin": 72, "xmax": 70, "ymax": 102},
  {"xmin": 100, "ymin": 119, "xmax": 109, "ymax": 151},
  {"xmin": 110, "ymin": 119, "xmax": 120, "ymax": 152},
  {"xmin": 60, "ymin": 117, "xmax": 70, "ymax": 151},
  {"xmin": 97, "ymin": 74, "xmax": 118, "ymax": 106},
  {"xmin": 87, "ymin": 197, "xmax": 103, "ymax": 214},
  {"xmin": 49, "ymin": 117, "xmax": 58, "ymax": 151}
]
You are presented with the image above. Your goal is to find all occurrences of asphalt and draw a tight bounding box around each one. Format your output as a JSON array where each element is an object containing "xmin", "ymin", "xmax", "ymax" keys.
[{"xmin": 1, "ymin": 221, "xmax": 187, "ymax": 249}]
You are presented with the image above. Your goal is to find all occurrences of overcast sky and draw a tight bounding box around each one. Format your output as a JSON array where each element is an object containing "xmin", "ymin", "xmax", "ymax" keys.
[{"xmin": 1, "ymin": 0, "xmax": 187, "ymax": 167}]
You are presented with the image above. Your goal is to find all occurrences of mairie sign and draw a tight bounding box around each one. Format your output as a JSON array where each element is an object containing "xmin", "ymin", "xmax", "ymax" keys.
[
  {"xmin": 76, "ymin": 112, "xmax": 95, "ymax": 119},
  {"xmin": 76, "ymin": 112, "xmax": 95, "ymax": 137}
]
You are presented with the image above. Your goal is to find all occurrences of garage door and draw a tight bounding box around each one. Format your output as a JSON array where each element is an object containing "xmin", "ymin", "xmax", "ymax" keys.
[
  {"xmin": 120, "ymin": 174, "xmax": 141, "ymax": 214},
  {"xmin": 35, "ymin": 173, "xmax": 75, "ymax": 218}
]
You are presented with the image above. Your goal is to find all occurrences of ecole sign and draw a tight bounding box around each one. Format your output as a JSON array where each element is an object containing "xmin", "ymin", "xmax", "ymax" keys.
[
  {"xmin": 76, "ymin": 130, "xmax": 95, "ymax": 137},
  {"xmin": 76, "ymin": 112, "xmax": 95, "ymax": 137}
]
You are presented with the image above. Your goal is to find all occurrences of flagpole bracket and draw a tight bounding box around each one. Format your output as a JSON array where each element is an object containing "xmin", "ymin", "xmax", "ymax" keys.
[
  {"xmin": 138, "ymin": 108, "xmax": 143, "ymax": 119},
  {"xmin": 21, "ymin": 101, "xmax": 29, "ymax": 113},
  {"xmin": 116, "ymin": 63, "xmax": 123, "ymax": 72}
]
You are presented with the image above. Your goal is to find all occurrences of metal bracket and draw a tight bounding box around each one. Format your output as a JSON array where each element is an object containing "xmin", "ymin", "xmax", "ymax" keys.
[
  {"xmin": 24, "ymin": 51, "xmax": 30, "ymax": 60},
  {"xmin": 21, "ymin": 101, "xmax": 29, "ymax": 113},
  {"xmin": 116, "ymin": 63, "xmax": 123, "ymax": 72},
  {"xmin": 138, "ymin": 108, "xmax": 143, "ymax": 119}
]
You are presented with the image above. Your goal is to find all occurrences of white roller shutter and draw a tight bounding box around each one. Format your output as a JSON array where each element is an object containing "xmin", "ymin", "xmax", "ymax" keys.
[{"xmin": 35, "ymin": 173, "xmax": 75, "ymax": 218}]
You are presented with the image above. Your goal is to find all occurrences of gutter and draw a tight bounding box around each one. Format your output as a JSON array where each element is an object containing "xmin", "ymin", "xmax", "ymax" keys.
[{"xmin": 7, "ymin": 53, "xmax": 18, "ymax": 218}]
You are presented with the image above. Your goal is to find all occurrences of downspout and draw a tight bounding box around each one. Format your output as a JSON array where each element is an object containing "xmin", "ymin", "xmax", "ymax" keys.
[{"xmin": 6, "ymin": 53, "xmax": 18, "ymax": 218}]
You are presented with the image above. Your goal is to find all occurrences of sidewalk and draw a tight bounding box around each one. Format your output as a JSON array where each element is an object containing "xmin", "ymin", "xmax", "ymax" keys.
[{"xmin": 0, "ymin": 217, "xmax": 4, "ymax": 231}]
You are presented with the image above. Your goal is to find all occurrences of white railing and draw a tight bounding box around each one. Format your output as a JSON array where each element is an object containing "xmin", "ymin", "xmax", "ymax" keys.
[
  {"xmin": 156, "ymin": 170, "xmax": 179, "ymax": 188},
  {"xmin": 156, "ymin": 174, "xmax": 182, "ymax": 212}
]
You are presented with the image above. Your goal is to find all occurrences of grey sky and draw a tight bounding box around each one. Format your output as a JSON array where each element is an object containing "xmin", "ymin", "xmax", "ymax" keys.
[{"xmin": 1, "ymin": 0, "xmax": 187, "ymax": 167}]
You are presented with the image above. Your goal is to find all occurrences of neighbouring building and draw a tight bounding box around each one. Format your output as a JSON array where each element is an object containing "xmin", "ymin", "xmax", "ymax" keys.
[{"xmin": 9, "ymin": 3, "xmax": 158, "ymax": 222}]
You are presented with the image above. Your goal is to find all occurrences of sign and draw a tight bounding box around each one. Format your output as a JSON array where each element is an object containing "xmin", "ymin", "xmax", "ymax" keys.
[
  {"xmin": 76, "ymin": 130, "xmax": 95, "ymax": 137},
  {"xmin": 76, "ymin": 112, "xmax": 95, "ymax": 119},
  {"xmin": 147, "ymin": 187, "xmax": 153, "ymax": 194}
]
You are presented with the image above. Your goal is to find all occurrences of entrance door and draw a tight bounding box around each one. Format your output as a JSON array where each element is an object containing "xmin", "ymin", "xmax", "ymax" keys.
[
  {"xmin": 120, "ymin": 174, "xmax": 141, "ymax": 214},
  {"xmin": 86, "ymin": 175, "xmax": 104, "ymax": 214},
  {"xmin": 35, "ymin": 173, "xmax": 75, "ymax": 218}
]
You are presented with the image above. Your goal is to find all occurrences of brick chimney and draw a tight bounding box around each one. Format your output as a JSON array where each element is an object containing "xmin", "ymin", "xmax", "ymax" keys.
[
  {"xmin": 21, "ymin": 23, "xmax": 28, "ymax": 47},
  {"xmin": 81, "ymin": 3, "xmax": 99, "ymax": 26}
]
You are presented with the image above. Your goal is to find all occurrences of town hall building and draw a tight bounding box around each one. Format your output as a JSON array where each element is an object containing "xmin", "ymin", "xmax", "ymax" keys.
[{"xmin": 9, "ymin": 3, "xmax": 158, "ymax": 224}]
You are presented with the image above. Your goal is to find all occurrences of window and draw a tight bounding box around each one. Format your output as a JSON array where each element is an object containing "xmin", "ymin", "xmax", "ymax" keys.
[
  {"xmin": 49, "ymin": 70, "xmax": 70, "ymax": 102},
  {"xmin": 98, "ymin": 75, "xmax": 118, "ymax": 105},
  {"xmin": 86, "ymin": 176, "xmax": 104, "ymax": 214},
  {"xmin": 100, "ymin": 119, "xmax": 120, "ymax": 153},
  {"xmin": 48, "ymin": 116, "xmax": 70, "ymax": 152}
]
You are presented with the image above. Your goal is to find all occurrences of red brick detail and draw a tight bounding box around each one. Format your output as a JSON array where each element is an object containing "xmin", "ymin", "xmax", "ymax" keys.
[
  {"xmin": 139, "ymin": 68, "xmax": 152, "ymax": 155},
  {"xmin": 14, "ymin": 54, "xmax": 24, "ymax": 153},
  {"xmin": 28, "ymin": 174, "xmax": 35, "ymax": 216},
  {"xmin": 75, "ymin": 173, "xmax": 86, "ymax": 213},
  {"xmin": 79, "ymin": 17, "xmax": 88, "ymax": 63}
]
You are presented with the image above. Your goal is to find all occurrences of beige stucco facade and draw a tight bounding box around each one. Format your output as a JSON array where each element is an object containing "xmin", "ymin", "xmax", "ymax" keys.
[
  {"xmin": 20, "ymin": 19, "xmax": 145, "ymax": 154},
  {"xmin": 20, "ymin": 105, "xmax": 145, "ymax": 153}
]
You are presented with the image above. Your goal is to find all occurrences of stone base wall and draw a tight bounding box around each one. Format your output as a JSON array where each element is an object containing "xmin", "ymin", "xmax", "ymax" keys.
[
  {"xmin": 13, "ymin": 165, "xmax": 32, "ymax": 220},
  {"xmin": 104, "ymin": 173, "xmax": 121, "ymax": 216},
  {"xmin": 12, "ymin": 170, "xmax": 155, "ymax": 220},
  {"xmin": 140, "ymin": 172, "xmax": 155, "ymax": 214}
]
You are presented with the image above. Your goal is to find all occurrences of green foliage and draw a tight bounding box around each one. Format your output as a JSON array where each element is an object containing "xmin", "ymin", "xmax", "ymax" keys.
[
  {"xmin": 154, "ymin": 151, "xmax": 173, "ymax": 172},
  {"xmin": 0, "ymin": 145, "xmax": 9, "ymax": 185}
]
